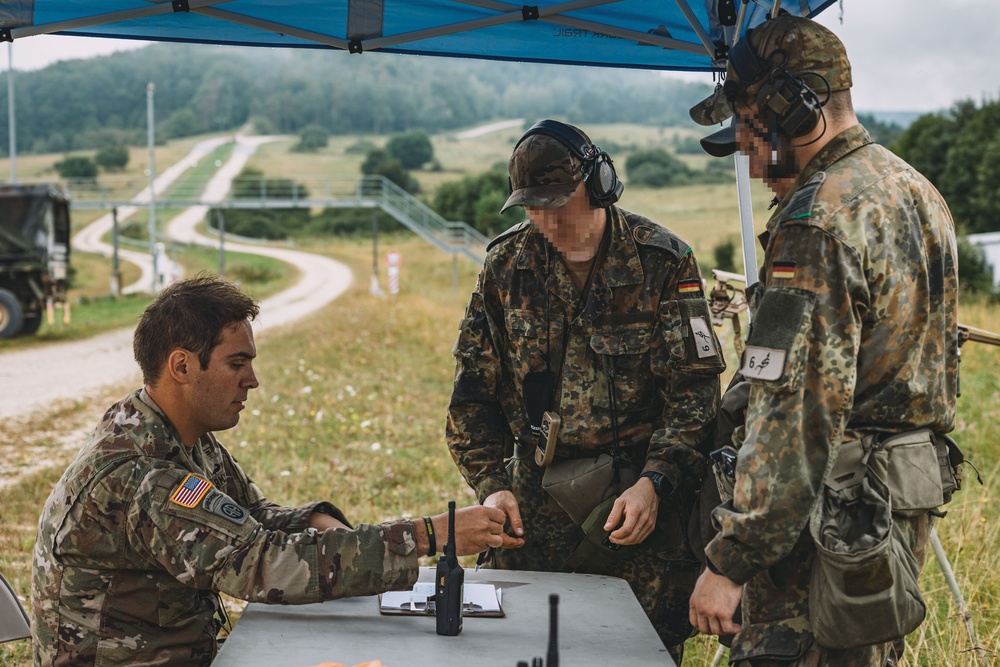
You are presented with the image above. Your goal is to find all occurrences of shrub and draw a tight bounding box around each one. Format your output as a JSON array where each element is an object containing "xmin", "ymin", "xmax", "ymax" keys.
[
  {"xmin": 361, "ymin": 149, "xmax": 420, "ymax": 194},
  {"xmin": 625, "ymin": 149, "xmax": 692, "ymax": 187},
  {"xmin": 54, "ymin": 155, "xmax": 98, "ymax": 180},
  {"xmin": 95, "ymin": 144, "xmax": 130, "ymax": 171},
  {"xmin": 957, "ymin": 237, "xmax": 996, "ymax": 296},
  {"xmin": 713, "ymin": 238, "xmax": 737, "ymax": 273},
  {"xmin": 385, "ymin": 130, "xmax": 434, "ymax": 169},
  {"xmin": 293, "ymin": 124, "xmax": 329, "ymax": 153}
]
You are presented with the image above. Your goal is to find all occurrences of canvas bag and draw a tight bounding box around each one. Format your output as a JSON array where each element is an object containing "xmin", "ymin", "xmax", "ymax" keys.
[
  {"xmin": 541, "ymin": 454, "xmax": 639, "ymax": 526},
  {"xmin": 808, "ymin": 439, "xmax": 929, "ymax": 649}
]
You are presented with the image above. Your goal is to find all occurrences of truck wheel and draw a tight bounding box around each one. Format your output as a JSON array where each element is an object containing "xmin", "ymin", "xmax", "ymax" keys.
[
  {"xmin": 20, "ymin": 314, "xmax": 43, "ymax": 336},
  {"xmin": 0, "ymin": 288, "xmax": 24, "ymax": 338}
]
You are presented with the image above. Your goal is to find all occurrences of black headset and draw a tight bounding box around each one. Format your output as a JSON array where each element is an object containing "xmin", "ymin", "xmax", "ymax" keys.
[
  {"xmin": 726, "ymin": 32, "xmax": 828, "ymax": 139},
  {"xmin": 513, "ymin": 120, "xmax": 624, "ymax": 208}
]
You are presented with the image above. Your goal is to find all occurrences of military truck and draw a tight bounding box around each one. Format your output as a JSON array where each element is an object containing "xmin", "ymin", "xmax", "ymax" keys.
[{"xmin": 0, "ymin": 184, "xmax": 71, "ymax": 338}]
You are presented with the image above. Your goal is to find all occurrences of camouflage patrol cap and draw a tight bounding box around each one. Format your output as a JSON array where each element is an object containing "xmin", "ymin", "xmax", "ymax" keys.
[
  {"xmin": 500, "ymin": 133, "xmax": 585, "ymax": 213},
  {"xmin": 689, "ymin": 15, "xmax": 853, "ymax": 126}
]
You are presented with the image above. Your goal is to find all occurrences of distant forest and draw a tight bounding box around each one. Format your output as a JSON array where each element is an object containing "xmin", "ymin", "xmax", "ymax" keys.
[{"xmin": 0, "ymin": 43, "xmax": 715, "ymax": 155}]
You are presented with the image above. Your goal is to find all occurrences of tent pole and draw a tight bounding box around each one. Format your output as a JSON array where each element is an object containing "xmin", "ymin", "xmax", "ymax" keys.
[
  {"xmin": 734, "ymin": 149, "xmax": 758, "ymax": 310},
  {"xmin": 673, "ymin": 0, "xmax": 715, "ymax": 55}
]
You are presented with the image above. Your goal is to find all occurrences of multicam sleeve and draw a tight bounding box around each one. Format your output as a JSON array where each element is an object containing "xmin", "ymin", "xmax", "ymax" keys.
[
  {"xmin": 129, "ymin": 465, "xmax": 419, "ymax": 603},
  {"xmin": 446, "ymin": 265, "xmax": 513, "ymax": 503},
  {"xmin": 705, "ymin": 223, "xmax": 864, "ymax": 584},
  {"xmin": 646, "ymin": 249, "xmax": 725, "ymax": 493}
]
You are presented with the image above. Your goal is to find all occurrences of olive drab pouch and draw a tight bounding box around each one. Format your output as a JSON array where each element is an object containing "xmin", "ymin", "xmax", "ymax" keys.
[
  {"xmin": 808, "ymin": 471, "xmax": 926, "ymax": 649},
  {"xmin": 540, "ymin": 454, "xmax": 638, "ymax": 526},
  {"xmin": 866, "ymin": 430, "xmax": 947, "ymax": 516},
  {"xmin": 934, "ymin": 433, "xmax": 965, "ymax": 504},
  {"xmin": 565, "ymin": 495, "xmax": 633, "ymax": 573}
]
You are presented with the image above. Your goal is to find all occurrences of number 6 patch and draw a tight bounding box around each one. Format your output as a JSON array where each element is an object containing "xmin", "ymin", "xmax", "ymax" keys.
[
  {"xmin": 741, "ymin": 346, "xmax": 787, "ymax": 381},
  {"xmin": 689, "ymin": 316, "xmax": 719, "ymax": 359}
]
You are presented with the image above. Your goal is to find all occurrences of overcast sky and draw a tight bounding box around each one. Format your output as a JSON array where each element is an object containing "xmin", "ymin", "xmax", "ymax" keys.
[{"xmin": 0, "ymin": 0, "xmax": 995, "ymax": 114}]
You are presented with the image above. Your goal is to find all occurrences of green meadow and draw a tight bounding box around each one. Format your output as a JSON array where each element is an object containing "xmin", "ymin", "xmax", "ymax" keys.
[{"xmin": 1, "ymin": 126, "xmax": 997, "ymax": 665}]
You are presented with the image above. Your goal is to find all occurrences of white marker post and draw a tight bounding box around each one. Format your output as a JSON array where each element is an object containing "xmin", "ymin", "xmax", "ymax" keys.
[{"xmin": 386, "ymin": 250, "xmax": 402, "ymax": 297}]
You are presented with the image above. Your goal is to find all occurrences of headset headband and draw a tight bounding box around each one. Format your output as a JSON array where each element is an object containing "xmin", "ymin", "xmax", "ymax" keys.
[{"xmin": 516, "ymin": 120, "xmax": 597, "ymax": 162}]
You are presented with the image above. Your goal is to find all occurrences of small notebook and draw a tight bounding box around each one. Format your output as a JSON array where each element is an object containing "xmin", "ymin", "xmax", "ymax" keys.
[{"xmin": 378, "ymin": 583, "xmax": 504, "ymax": 617}]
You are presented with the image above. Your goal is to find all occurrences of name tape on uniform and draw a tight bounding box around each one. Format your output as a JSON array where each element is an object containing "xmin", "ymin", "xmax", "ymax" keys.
[
  {"xmin": 740, "ymin": 346, "xmax": 786, "ymax": 381},
  {"xmin": 689, "ymin": 316, "xmax": 718, "ymax": 359},
  {"xmin": 170, "ymin": 474, "xmax": 213, "ymax": 508}
]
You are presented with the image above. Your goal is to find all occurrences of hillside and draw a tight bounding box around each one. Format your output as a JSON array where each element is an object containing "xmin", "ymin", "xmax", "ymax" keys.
[{"xmin": 0, "ymin": 43, "xmax": 715, "ymax": 155}]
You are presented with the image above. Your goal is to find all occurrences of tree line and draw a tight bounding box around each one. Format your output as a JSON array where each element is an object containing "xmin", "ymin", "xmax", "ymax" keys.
[
  {"xmin": 0, "ymin": 43, "xmax": 712, "ymax": 156},
  {"xmin": 891, "ymin": 97, "xmax": 1000, "ymax": 235}
]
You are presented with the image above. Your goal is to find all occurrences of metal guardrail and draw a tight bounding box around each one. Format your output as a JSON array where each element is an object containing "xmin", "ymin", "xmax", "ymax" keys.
[{"xmin": 25, "ymin": 174, "xmax": 490, "ymax": 264}]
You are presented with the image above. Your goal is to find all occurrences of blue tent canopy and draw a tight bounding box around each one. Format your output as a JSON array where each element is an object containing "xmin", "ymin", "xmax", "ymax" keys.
[{"xmin": 3, "ymin": 1, "xmax": 836, "ymax": 72}]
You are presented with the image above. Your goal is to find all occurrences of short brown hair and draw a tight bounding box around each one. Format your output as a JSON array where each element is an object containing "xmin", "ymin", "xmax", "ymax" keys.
[{"xmin": 133, "ymin": 273, "xmax": 260, "ymax": 385}]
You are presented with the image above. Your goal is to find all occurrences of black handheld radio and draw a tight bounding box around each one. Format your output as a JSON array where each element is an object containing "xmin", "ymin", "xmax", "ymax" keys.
[
  {"xmin": 546, "ymin": 594, "xmax": 560, "ymax": 667},
  {"xmin": 435, "ymin": 500, "xmax": 464, "ymax": 636}
]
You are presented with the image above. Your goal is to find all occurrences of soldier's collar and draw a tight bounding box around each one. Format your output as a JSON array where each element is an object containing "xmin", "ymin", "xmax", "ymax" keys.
[{"xmin": 602, "ymin": 208, "xmax": 644, "ymax": 288}]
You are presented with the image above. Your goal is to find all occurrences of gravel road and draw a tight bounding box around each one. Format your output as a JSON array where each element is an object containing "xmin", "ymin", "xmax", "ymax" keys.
[{"xmin": 0, "ymin": 134, "xmax": 353, "ymax": 423}]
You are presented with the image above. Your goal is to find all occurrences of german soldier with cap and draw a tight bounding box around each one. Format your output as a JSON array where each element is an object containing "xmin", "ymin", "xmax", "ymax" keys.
[
  {"xmin": 686, "ymin": 15, "xmax": 959, "ymax": 666},
  {"xmin": 447, "ymin": 119, "xmax": 726, "ymax": 660}
]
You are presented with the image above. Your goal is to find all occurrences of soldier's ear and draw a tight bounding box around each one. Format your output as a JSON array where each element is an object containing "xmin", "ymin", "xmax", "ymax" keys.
[{"xmin": 165, "ymin": 348, "xmax": 193, "ymax": 384}]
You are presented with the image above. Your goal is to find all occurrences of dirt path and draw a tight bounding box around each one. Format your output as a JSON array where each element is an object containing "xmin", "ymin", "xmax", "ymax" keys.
[{"xmin": 0, "ymin": 134, "xmax": 353, "ymax": 490}]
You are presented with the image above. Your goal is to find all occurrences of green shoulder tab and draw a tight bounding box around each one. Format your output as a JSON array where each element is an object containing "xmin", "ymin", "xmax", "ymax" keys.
[
  {"xmin": 632, "ymin": 223, "xmax": 689, "ymax": 259},
  {"xmin": 780, "ymin": 171, "xmax": 826, "ymax": 223},
  {"xmin": 486, "ymin": 220, "xmax": 531, "ymax": 251}
]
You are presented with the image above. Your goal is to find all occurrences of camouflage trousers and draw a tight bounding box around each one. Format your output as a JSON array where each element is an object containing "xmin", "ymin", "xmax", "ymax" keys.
[
  {"xmin": 731, "ymin": 513, "xmax": 934, "ymax": 667},
  {"xmin": 489, "ymin": 456, "xmax": 702, "ymax": 655}
]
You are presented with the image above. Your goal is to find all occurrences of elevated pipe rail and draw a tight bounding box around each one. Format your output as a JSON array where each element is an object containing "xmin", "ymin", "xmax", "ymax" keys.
[{"xmin": 23, "ymin": 174, "xmax": 490, "ymax": 265}]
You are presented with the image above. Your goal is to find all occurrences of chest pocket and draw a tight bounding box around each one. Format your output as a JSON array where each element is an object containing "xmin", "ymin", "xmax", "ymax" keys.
[
  {"xmin": 590, "ymin": 325, "xmax": 653, "ymax": 411},
  {"xmin": 505, "ymin": 309, "xmax": 563, "ymax": 384}
]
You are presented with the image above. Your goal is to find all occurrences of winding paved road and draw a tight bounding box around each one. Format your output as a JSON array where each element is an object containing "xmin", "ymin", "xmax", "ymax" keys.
[{"xmin": 0, "ymin": 135, "xmax": 353, "ymax": 422}]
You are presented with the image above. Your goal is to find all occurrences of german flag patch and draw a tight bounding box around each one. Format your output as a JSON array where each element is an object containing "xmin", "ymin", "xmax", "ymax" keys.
[
  {"xmin": 677, "ymin": 279, "xmax": 702, "ymax": 295},
  {"xmin": 772, "ymin": 262, "xmax": 796, "ymax": 280},
  {"xmin": 170, "ymin": 473, "xmax": 213, "ymax": 508}
]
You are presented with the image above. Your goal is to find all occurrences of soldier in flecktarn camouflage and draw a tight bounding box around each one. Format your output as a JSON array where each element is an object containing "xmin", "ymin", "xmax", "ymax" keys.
[
  {"xmin": 447, "ymin": 119, "xmax": 726, "ymax": 662},
  {"xmin": 687, "ymin": 15, "xmax": 959, "ymax": 667},
  {"xmin": 30, "ymin": 275, "xmax": 507, "ymax": 666}
]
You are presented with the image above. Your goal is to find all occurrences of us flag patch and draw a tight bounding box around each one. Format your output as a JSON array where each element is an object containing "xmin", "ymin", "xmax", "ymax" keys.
[
  {"xmin": 170, "ymin": 474, "xmax": 213, "ymax": 508},
  {"xmin": 677, "ymin": 279, "xmax": 702, "ymax": 294},
  {"xmin": 772, "ymin": 262, "xmax": 796, "ymax": 280}
]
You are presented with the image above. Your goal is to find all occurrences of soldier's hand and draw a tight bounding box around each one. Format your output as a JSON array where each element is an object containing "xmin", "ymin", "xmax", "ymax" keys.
[
  {"xmin": 689, "ymin": 569, "xmax": 742, "ymax": 636},
  {"xmin": 483, "ymin": 490, "xmax": 526, "ymax": 548},
  {"xmin": 433, "ymin": 505, "xmax": 516, "ymax": 556},
  {"xmin": 604, "ymin": 476, "xmax": 658, "ymax": 545}
]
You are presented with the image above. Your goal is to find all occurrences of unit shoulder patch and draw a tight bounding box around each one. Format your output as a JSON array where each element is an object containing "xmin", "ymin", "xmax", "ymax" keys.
[
  {"xmin": 201, "ymin": 490, "xmax": 249, "ymax": 525},
  {"xmin": 780, "ymin": 171, "xmax": 827, "ymax": 223},
  {"xmin": 631, "ymin": 222, "xmax": 689, "ymax": 258}
]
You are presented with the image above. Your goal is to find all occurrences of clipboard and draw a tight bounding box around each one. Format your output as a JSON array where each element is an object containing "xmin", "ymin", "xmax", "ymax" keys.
[{"xmin": 378, "ymin": 583, "xmax": 504, "ymax": 618}]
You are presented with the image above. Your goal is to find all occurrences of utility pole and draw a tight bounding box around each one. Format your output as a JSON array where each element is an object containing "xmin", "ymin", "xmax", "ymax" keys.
[
  {"xmin": 7, "ymin": 43, "xmax": 16, "ymax": 183},
  {"xmin": 146, "ymin": 82, "xmax": 158, "ymax": 293}
]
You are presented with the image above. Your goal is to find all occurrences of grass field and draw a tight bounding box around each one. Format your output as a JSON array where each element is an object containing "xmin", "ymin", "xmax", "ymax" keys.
[{"xmin": 1, "ymin": 125, "xmax": 998, "ymax": 665}]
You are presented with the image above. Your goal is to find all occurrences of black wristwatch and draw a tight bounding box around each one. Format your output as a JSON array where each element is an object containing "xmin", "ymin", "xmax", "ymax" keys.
[{"xmin": 640, "ymin": 471, "xmax": 671, "ymax": 497}]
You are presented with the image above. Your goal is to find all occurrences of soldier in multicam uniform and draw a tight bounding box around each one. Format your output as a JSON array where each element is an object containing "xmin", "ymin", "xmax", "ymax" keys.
[
  {"xmin": 686, "ymin": 16, "xmax": 959, "ymax": 666},
  {"xmin": 447, "ymin": 119, "xmax": 726, "ymax": 661},
  {"xmin": 31, "ymin": 275, "xmax": 507, "ymax": 666}
]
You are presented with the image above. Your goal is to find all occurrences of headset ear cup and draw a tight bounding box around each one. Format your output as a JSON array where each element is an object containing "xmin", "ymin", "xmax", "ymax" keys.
[
  {"xmin": 587, "ymin": 153, "xmax": 622, "ymax": 207},
  {"xmin": 755, "ymin": 75, "xmax": 821, "ymax": 139}
]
